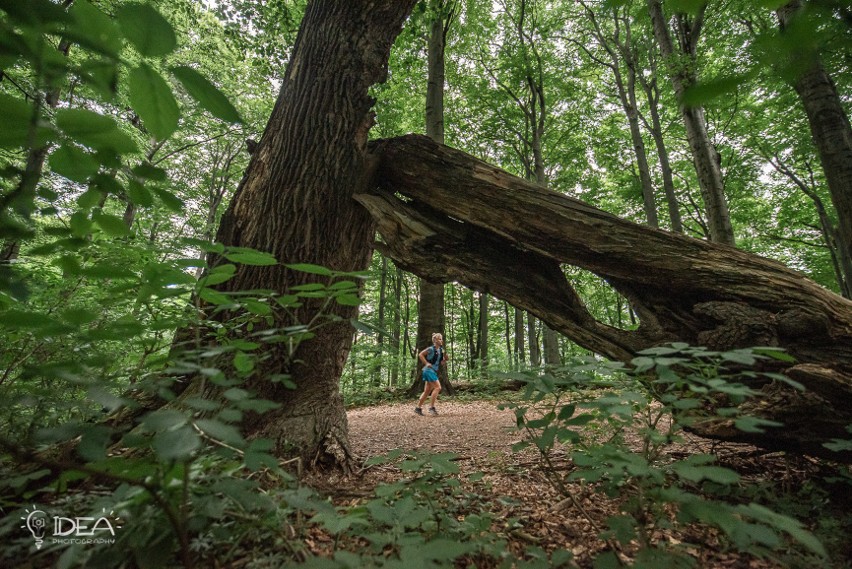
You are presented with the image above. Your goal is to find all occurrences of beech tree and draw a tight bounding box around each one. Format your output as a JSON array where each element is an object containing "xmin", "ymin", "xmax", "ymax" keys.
[
  {"xmin": 647, "ymin": 0, "xmax": 735, "ymax": 245},
  {"xmin": 409, "ymin": 0, "xmax": 457, "ymax": 398},
  {"xmin": 776, "ymin": 0, "xmax": 852, "ymax": 300}
]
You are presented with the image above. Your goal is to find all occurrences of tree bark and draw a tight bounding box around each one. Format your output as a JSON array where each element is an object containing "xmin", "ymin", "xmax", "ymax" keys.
[
  {"xmin": 410, "ymin": 2, "xmax": 454, "ymax": 397},
  {"xmin": 514, "ymin": 306, "xmax": 526, "ymax": 368},
  {"xmin": 390, "ymin": 265, "xmax": 403, "ymax": 386},
  {"xmin": 184, "ymin": 0, "xmax": 418, "ymax": 466},
  {"xmin": 580, "ymin": 2, "xmax": 659, "ymax": 227},
  {"xmin": 356, "ymin": 134, "xmax": 852, "ymax": 460},
  {"xmin": 647, "ymin": 0, "xmax": 734, "ymax": 245},
  {"xmin": 542, "ymin": 325, "xmax": 560, "ymax": 367},
  {"xmin": 777, "ymin": 0, "xmax": 852, "ymax": 302},
  {"xmin": 638, "ymin": 63, "xmax": 683, "ymax": 233},
  {"xmin": 478, "ymin": 291, "xmax": 489, "ymax": 376},
  {"xmin": 375, "ymin": 255, "xmax": 388, "ymax": 386}
]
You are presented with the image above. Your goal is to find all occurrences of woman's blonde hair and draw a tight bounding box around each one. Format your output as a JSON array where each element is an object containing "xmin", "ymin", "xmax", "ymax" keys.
[{"xmin": 432, "ymin": 332, "xmax": 442, "ymax": 342}]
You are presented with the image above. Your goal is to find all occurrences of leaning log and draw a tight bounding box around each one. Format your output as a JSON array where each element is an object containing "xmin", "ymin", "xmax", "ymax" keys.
[{"xmin": 357, "ymin": 134, "xmax": 852, "ymax": 460}]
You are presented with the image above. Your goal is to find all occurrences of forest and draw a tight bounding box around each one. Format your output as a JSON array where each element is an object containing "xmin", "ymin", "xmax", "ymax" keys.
[{"xmin": 1, "ymin": 0, "xmax": 851, "ymax": 567}]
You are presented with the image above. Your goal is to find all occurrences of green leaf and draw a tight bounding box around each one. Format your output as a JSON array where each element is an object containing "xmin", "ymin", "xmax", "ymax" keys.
[
  {"xmin": 0, "ymin": 94, "xmax": 34, "ymax": 148},
  {"xmin": 127, "ymin": 63, "xmax": 179, "ymax": 141},
  {"xmin": 286, "ymin": 263, "xmax": 333, "ymax": 276},
  {"xmin": 67, "ymin": 0, "xmax": 122, "ymax": 57},
  {"xmin": 734, "ymin": 416, "xmax": 783, "ymax": 433},
  {"xmin": 0, "ymin": 93, "xmax": 54, "ymax": 149},
  {"xmin": 721, "ymin": 350, "xmax": 757, "ymax": 365},
  {"xmin": 153, "ymin": 425, "xmax": 200, "ymax": 460},
  {"xmin": 152, "ymin": 187, "xmax": 184, "ymax": 211},
  {"xmin": 49, "ymin": 145, "xmax": 99, "ymax": 182},
  {"xmin": 68, "ymin": 212, "xmax": 93, "ymax": 237},
  {"xmin": 630, "ymin": 356, "xmax": 655, "ymax": 372},
  {"xmin": 335, "ymin": 294, "xmax": 361, "ymax": 306},
  {"xmin": 143, "ymin": 409, "xmax": 188, "ymax": 431},
  {"xmin": 673, "ymin": 463, "xmax": 740, "ymax": 484},
  {"xmin": 91, "ymin": 173, "xmax": 124, "ymax": 195},
  {"xmin": 80, "ymin": 263, "xmax": 136, "ymax": 279},
  {"xmin": 224, "ymin": 387, "xmax": 250, "ymax": 401},
  {"xmin": 0, "ymin": 0, "xmax": 71, "ymax": 26},
  {"xmin": 78, "ymin": 425, "xmax": 112, "ymax": 461},
  {"xmin": 200, "ymin": 287, "xmax": 232, "ymax": 305},
  {"xmin": 194, "ymin": 419, "xmax": 244, "ymax": 446},
  {"xmin": 127, "ymin": 180, "xmax": 154, "ymax": 207},
  {"xmin": 132, "ymin": 163, "xmax": 168, "ymax": 181},
  {"xmin": 824, "ymin": 438, "xmax": 852, "ymax": 452},
  {"xmin": 116, "ymin": 2, "xmax": 176, "ymax": 57},
  {"xmin": 233, "ymin": 351, "xmax": 255, "ymax": 373},
  {"xmin": 171, "ymin": 66, "xmax": 243, "ymax": 123},
  {"xmin": 225, "ymin": 250, "xmax": 278, "ymax": 266},
  {"xmin": 76, "ymin": 188, "xmax": 104, "ymax": 210},
  {"xmin": 667, "ymin": 0, "xmax": 707, "ymax": 16},
  {"xmin": 93, "ymin": 211, "xmax": 130, "ymax": 236},
  {"xmin": 752, "ymin": 347, "xmax": 795, "ymax": 363},
  {"xmin": 682, "ymin": 74, "xmax": 751, "ymax": 107},
  {"xmin": 56, "ymin": 108, "xmax": 138, "ymax": 154}
]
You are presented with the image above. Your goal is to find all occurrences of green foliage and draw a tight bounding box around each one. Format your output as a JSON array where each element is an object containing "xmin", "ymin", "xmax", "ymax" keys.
[{"xmin": 507, "ymin": 345, "xmax": 831, "ymax": 566}]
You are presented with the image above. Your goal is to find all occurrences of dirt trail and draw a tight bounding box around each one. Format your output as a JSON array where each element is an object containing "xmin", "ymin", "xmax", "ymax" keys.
[
  {"xmin": 347, "ymin": 400, "xmax": 523, "ymax": 461},
  {"xmin": 335, "ymin": 400, "xmax": 798, "ymax": 568}
]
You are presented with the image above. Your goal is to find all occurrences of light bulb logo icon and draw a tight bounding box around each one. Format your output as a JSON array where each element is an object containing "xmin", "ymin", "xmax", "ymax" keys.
[{"xmin": 21, "ymin": 506, "xmax": 49, "ymax": 550}]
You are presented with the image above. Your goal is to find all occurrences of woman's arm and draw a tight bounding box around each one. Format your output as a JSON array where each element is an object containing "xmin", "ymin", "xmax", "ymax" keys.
[{"xmin": 419, "ymin": 347, "xmax": 432, "ymax": 367}]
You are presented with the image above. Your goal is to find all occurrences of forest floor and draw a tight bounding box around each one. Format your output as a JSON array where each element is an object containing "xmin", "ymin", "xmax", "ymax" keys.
[{"xmin": 303, "ymin": 397, "xmax": 847, "ymax": 569}]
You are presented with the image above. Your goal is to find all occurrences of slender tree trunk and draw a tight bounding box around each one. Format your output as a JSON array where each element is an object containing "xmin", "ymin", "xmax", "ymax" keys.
[
  {"xmin": 618, "ymin": 63, "xmax": 659, "ymax": 227},
  {"xmin": 647, "ymin": 0, "xmax": 734, "ymax": 245},
  {"xmin": 180, "ymin": 0, "xmax": 418, "ymax": 466},
  {"xmin": 579, "ymin": 2, "xmax": 659, "ymax": 227},
  {"xmin": 527, "ymin": 313, "xmax": 541, "ymax": 367},
  {"xmin": 390, "ymin": 265, "xmax": 402, "ymax": 385},
  {"xmin": 639, "ymin": 68, "xmax": 683, "ymax": 232},
  {"xmin": 767, "ymin": 153, "xmax": 851, "ymax": 298},
  {"xmin": 478, "ymin": 292, "xmax": 489, "ymax": 376},
  {"xmin": 543, "ymin": 326, "xmax": 560, "ymax": 367},
  {"xmin": 375, "ymin": 256, "xmax": 388, "ymax": 386},
  {"xmin": 504, "ymin": 301, "xmax": 512, "ymax": 366},
  {"xmin": 410, "ymin": 3, "xmax": 454, "ymax": 396},
  {"xmin": 777, "ymin": 0, "xmax": 852, "ymax": 300},
  {"xmin": 514, "ymin": 307, "xmax": 525, "ymax": 368}
]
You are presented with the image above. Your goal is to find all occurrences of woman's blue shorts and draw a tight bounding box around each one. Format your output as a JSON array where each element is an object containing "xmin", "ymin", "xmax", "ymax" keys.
[{"xmin": 422, "ymin": 367, "xmax": 439, "ymax": 382}]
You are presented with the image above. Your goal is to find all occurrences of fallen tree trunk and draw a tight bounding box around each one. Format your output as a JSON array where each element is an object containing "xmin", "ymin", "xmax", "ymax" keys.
[{"xmin": 357, "ymin": 134, "xmax": 852, "ymax": 460}]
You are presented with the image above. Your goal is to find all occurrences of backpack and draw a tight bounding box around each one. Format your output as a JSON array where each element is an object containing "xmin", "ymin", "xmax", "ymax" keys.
[{"xmin": 426, "ymin": 346, "xmax": 443, "ymax": 366}]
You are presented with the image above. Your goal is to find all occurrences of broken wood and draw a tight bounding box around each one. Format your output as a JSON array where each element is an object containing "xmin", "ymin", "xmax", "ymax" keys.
[{"xmin": 357, "ymin": 134, "xmax": 852, "ymax": 460}]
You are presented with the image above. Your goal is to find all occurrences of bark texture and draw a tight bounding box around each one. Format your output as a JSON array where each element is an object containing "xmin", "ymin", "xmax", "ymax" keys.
[
  {"xmin": 410, "ymin": 2, "xmax": 454, "ymax": 397},
  {"xmin": 357, "ymin": 134, "xmax": 852, "ymax": 460},
  {"xmin": 647, "ymin": 0, "xmax": 734, "ymax": 245},
  {"xmin": 190, "ymin": 0, "xmax": 417, "ymax": 466},
  {"xmin": 777, "ymin": 0, "xmax": 852, "ymax": 302}
]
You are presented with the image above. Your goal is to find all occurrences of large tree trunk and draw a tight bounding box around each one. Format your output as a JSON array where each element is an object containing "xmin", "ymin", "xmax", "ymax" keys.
[
  {"xmin": 356, "ymin": 134, "xmax": 852, "ymax": 460},
  {"xmin": 647, "ymin": 0, "xmax": 734, "ymax": 245},
  {"xmin": 184, "ymin": 0, "xmax": 417, "ymax": 466},
  {"xmin": 777, "ymin": 0, "xmax": 852, "ymax": 303}
]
